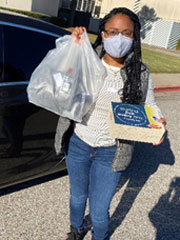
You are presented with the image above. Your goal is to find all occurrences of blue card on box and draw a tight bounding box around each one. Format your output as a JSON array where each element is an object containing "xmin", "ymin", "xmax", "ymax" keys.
[
  {"xmin": 112, "ymin": 102, "xmax": 150, "ymax": 128},
  {"xmin": 109, "ymin": 102, "xmax": 164, "ymax": 143}
]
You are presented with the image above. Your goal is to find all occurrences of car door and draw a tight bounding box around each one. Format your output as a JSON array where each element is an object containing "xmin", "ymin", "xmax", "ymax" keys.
[{"xmin": 0, "ymin": 23, "xmax": 66, "ymax": 189}]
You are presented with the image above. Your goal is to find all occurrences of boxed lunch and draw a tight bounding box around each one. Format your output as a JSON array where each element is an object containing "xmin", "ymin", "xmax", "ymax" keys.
[{"xmin": 108, "ymin": 102, "xmax": 165, "ymax": 143}]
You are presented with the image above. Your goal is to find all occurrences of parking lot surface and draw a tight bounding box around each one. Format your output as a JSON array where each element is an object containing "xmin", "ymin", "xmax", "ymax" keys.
[{"xmin": 0, "ymin": 91, "xmax": 180, "ymax": 240}]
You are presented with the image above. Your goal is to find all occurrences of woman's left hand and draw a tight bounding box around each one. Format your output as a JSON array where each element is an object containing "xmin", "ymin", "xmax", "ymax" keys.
[{"xmin": 152, "ymin": 117, "xmax": 166, "ymax": 146}]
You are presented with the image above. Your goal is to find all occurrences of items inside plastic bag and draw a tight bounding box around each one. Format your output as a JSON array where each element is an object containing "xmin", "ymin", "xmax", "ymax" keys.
[{"xmin": 27, "ymin": 32, "xmax": 107, "ymax": 122}]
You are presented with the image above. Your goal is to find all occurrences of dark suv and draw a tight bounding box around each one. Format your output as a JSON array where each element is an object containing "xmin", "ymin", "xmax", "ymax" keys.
[{"xmin": 0, "ymin": 12, "xmax": 70, "ymax": 189}]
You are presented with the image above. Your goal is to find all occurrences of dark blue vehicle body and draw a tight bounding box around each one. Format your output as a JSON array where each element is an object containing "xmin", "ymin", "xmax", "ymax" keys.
[{"xmin": 0, "ymin": 12, "xmax": 70, "ymax": 189}]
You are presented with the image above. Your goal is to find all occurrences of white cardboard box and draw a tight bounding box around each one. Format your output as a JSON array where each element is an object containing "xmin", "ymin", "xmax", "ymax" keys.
[{"xmin": 108, "ymin": 102, "xmax": 165, "ymax": 143}]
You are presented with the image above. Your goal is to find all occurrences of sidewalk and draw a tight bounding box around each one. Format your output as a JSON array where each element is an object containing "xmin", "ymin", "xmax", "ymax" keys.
[{"xmin": 152, "ymin": 73, "xmax": 180, "ymax": 92}]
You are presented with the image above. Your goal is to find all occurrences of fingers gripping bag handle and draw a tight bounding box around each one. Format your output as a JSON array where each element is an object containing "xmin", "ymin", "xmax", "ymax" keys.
[{"xmin": 27, "ymin": 32, "xmax": 107, "ymax": 122}]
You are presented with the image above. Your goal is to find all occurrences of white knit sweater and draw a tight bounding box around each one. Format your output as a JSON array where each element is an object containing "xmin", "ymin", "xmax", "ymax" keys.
[{"xmin": 74, "ymin": 59, "xmax": 162, "ymax": 147}]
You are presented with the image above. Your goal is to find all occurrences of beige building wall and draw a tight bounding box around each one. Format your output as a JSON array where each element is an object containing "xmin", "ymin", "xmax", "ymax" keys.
[
  {"xmin": 1, "ymin": 0, "xmax": 179, "ymax": 21},
  {"xmin": 99, "ymin": 0, "xmax": 180, "ymax": 22},
  {"xmin": 0, "ymin": 0, "xmax": 32, "ymax": 11},
  {"xmin": 0, "ymin": 0, "xmax": 60, "ymax": 16},
  {"xmin": 100, "ymin": 0, "xmax": 134, "ymax": 18},
  {"xmin": 140, "ymin": 0, "xmax": 180, "ymax": 22}
]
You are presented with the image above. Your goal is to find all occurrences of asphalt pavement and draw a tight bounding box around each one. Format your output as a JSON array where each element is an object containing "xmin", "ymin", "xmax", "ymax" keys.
[{"xmin": 0, "ymin": 90, "xmax": 180, "ymax": 240}]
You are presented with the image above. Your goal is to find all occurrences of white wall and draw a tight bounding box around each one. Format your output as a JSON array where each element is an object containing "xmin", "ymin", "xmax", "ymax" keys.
[{"xmin": 141, "ymin": 19, "xmax": 180, "ymax": 49}]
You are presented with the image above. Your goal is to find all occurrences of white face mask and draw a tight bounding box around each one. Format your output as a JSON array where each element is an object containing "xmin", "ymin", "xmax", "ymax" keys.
[{"xmin": 103, "ymin": 33, "xmax": 134, "ymax": 58}]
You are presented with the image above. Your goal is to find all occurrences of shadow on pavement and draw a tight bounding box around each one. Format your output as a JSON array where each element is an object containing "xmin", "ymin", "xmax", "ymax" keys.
[
  {"xmin": 109, "ymin": 131, "xmax": 175, "ymax": 236},
  {"xmin": 149, "ymin": 177, "xmax": 180, "ymax": 240}
]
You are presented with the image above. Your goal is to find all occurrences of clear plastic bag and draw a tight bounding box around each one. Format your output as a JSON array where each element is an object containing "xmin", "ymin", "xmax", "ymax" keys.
[{"xmin": 27, "ymin": 32, "xmax": 106, "ymax": 122}]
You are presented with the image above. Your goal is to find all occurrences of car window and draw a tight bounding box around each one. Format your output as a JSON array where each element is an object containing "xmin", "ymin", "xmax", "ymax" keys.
[
  {"xmin": 3, "ymin": 25, "xmax": 58, "ymax": 82},
  {"xmin": 0, "ymin": 23, "xmax": 65, "ymax": 189}
]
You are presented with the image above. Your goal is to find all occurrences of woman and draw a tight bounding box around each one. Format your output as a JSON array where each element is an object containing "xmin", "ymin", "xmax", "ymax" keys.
[{"xmin": 55, "ymin": 7, "xmax": 166, "ymax": 240}]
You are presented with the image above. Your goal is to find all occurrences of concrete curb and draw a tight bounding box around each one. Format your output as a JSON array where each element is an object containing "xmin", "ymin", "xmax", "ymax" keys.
[{"xmin": 154, "ymin": 85, "xmax": 180, "ymax": 92}]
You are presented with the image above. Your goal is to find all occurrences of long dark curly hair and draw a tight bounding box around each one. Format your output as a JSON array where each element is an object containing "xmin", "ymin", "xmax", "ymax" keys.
[{"xmin": 93, "ymin": 7, "xmax": 144, "ymax": 104}]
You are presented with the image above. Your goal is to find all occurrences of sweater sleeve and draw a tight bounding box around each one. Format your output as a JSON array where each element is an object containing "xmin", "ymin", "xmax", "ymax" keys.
[{"xmin": 145, "ymin": 74, "xmax": 163, "ymax": 118}]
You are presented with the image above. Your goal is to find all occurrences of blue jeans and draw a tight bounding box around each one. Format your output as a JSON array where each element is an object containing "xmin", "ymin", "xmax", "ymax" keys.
[{"xmin": 65, "ymin": 134, "xmax": 122, "ymax": 240}]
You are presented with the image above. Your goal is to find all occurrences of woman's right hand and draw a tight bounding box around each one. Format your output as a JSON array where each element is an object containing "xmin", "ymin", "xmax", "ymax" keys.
[{"xmin": 71, "ymin": 26, "xmax": 87, "ymax": 42}]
